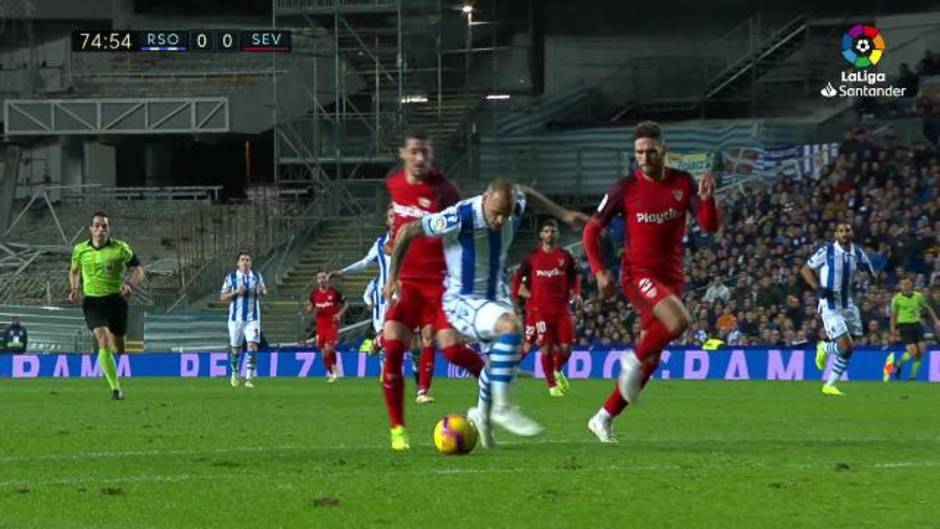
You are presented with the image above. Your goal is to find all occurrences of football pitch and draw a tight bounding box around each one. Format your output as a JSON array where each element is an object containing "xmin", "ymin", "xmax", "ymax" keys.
[{"xmin": 1, "ymin": 377, "xmax": 938, "ymax": 529}]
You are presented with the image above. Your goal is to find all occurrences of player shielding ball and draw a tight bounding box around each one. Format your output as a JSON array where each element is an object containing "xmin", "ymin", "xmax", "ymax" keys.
[
  {"xmin": 516, "ymin": 219, "xmax": 582, "ymax": 397},
  {"xmin": 385, "ymin": 178, "xmax": 587, "ymax": 448},
  {"xmin": 306, "ymin": 272, "xmax": 347, "ymax": 383},
  {"xmin": 800, "ymin": 222, "xmax": 877, "ymax": 396},
  {"xmin": 68, "ymin": 211, "xmax": 145, "ymax": 400},
  {"xmin": 884, "ymin": 276, "xmax": 940, "ymax": 381},
  {"xmin": 583, "ymin": 121, "xmax": 719, "ymax": 443},
  {"xmin": 219, "ymin": 251, "xmax": 267, "ymax": 388}
]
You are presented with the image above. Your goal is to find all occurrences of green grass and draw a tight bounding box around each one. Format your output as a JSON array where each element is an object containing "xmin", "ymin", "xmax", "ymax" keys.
[{"xmin": 1, "ymin": 377, "xmax": 938, "ymax": 529}]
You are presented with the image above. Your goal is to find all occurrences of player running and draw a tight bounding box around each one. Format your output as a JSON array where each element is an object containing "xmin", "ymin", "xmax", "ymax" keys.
[
  {"xmin": 219, "ymin": 251, "xmax": 267, "ymax": 388},
  {"xmin": 385, "ymin": 179, "xmax": 588, "ymax": 448},
  {"xmin": 583, "ymin": 121, "xmax": 720, "ymax": 443},
  {"xmin": 801, "ymin": 222, "xmax": 877, "ymax": 396},
  {"xmin": 379, "ymin": 129, "xmax": 488, "ymax": 451},
  {"xmin": 68, "ymin": 211, "xmax": 145, "ymax": 400},
  {"xmin": 515, "ymin": 219, "xmax": 582, "ymax": 397},
  {"xmin": 885, "ymin": 276, "xmax": 940, "ymax": 381},
  {"xmin": 306, "ymin": 271, "xmax": 347, "ymax": 382},
  {"xmin": 330, "ymin": 206, "xmax": 437, "ymax": 403}
]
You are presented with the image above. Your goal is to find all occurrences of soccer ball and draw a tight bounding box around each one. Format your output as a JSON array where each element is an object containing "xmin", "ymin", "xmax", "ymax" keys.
[{"xmin": 433, "ymin": 414, "xmax": 478, "ymax": 455}]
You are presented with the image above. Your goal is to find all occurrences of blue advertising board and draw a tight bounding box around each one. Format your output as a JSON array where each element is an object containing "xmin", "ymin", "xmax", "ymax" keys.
[{"xmin": 1, "ymin": 346, "xmax": 937, "ymax": 382}]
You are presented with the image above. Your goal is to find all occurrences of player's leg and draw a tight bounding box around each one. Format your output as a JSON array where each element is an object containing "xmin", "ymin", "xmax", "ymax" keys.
[
  {"xmin": 541, "ymin": 337, "xmax": 561, "ymax": 396},
  {"xmin": 488, "ymin": 309, "xmax": 542, "ymax": 436},
  {"xmin": 244, "ymin": 321, "xmax": 260, "ymax": 387},
  {"xmin": 324, "ymin": 341, "xmax": 338, "ymax": 382},
  {"xmin": 553, "ymin": 312, "xmax": 575, "ymax": 394},
  {"xmin": 90, "ymin": 295, "xmax": 125, "ymax": 399},
  {"xmin": 416, "ymin": 324, "xmax": 436, "ymax": 404},
  {"xmin": 228, "ymin": 321, "xmax": 244, "ymax": 387},
  {"xmin": 589, "ymin": 279, "xmax": 687, "ymax": 443},
  {"xmin": 908, "ymin": 340, "xmax": 926, "ymax": 380},
  {"xmin": 91, "ymin": 326, "xmax": 122, "ymax": 398},
  {"xmin": 820, "ymin": 308, "xmax": 859, "ymax": 395},
  {"xmin": 381, "ymin": 283, "xmax": 429, "ymax": 450}
]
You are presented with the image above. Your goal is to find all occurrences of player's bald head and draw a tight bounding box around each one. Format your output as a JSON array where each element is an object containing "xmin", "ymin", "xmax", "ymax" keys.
[
  {"xmin": 483, "ymin": 178, "xmax": 516, "ymax": 229},
  {"xmin": 487, "ymin": 178, "xmax": 513, "ymax": 196}
]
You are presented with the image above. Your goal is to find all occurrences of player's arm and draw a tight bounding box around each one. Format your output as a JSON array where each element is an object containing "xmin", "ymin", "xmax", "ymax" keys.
[
  {"xmin": 566, "ymin": 251, "xmax": 584, "ymax": 309},
  {"xmin": 334, "ymin": 293, "xmax": 348, "ymax": 323},
  {"xmin": 68, "ymin": 266, "xmax": 81, "ymax": 302},
  {"xmin": 801, "ymin": 247, "xmax": 831, "ymax": 300},
  {"xmin": 583, "ymin": 180, "xmax": 625, "ymax": 298},
  {"xmin": 889, "ymin": 296, "xmax": 899, "ymax": 338},
  {"xmin": 305, "ymin": 292, "xmax": 315, "ymax": 314},
  {"xmin": 687, "ymin": 172, "xmax": 720, "ymax": 233},
  {"xmin": 921, "ymin": 296, "xmax": 940, "ymax": 331},
  {"xmin": 517, "ymin": 184, "xmax": 589, "ymax": 228},
  {"xmin": 384, "ymin": 220, "xmax": 427, "ymax": 301},
  {"xmin": 255, "ymin": 273, "xmax": 267, "ymax": 296},
  {"xmin": 330, "ymin": 243, "xmax": 379, "ymax": 280},
  {"xmin": 514, "ymin": 259, "xmax": 531, "ymax": 299},
  {"xmin": 120, "ymin": 248, "xmax": 144, "ymax": 298},
  {"xmin": 220, "ymin": 276, "xmax": 235, "ymax": 302}
]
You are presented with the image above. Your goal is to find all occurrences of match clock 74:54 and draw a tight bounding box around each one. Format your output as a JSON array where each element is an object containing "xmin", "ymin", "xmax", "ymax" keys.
[{"xmin": 72, "ymin": 31, "xmax": 136, "ymax": 52}]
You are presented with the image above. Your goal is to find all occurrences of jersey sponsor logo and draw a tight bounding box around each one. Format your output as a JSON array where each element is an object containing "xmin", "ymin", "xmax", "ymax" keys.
[
  {"xmin": 315, "ymin": 301, "xmax": 334, "ymax": 309},
  {"xmin": 535, "ymin": 268, "xmax": 565, "ymax": 278},
  {"xmin": 638, "ymin": 278, "xmax": 658, "ymax": 299},
  {"xmin": 635, "ymin": 208, "xmax": 680, "ymax": 224},
  {"xmin": 596, "ymin": 193, "xmax": 609, "ymax": 213},
  {"xmin": 672, "ymin": 190, "xmax": 684, "ymax": 202},
  {"xmin": 392, "ymin": 202, "xmax": 432, "ymax": 219}
]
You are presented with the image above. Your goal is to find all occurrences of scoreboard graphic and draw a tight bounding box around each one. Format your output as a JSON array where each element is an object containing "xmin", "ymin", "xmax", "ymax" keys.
[{"xmin": 71, "ymin": 30, "xmax": 291, "ymax": 53}]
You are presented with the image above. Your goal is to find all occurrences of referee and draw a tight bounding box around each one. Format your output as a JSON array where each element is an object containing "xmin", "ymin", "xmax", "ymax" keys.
[
  {"xmin": 68, "ymin": 211, "xmax": 144, "ymax": 400},
  {"xmin": 886, "ymin": 276, "xmax": 940, "ymax": 381}
]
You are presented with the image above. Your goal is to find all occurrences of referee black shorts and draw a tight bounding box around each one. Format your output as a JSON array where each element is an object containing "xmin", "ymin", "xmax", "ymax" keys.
[
  {"xmin": 897, "ymin": 322, "xmax": 925, "ymax": 345},
  {"xmin": 82, "ymin": 293, "xmax": 128, "ymax": 336}
]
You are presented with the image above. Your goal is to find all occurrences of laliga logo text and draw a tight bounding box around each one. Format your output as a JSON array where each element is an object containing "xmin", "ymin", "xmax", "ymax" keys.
[{"xmin": 822, "ymin": 24, "xmax": 906, "ymax": 99}]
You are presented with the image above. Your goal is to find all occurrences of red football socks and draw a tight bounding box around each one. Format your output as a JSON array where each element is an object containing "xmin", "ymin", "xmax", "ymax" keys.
[
  {"xmin": 443, "ymin": 344, "xmax": 484, "ymax": 376},
  {"xmin": 382, "ymin": 339, "xmax": 406, "ymax": 427},
  {"xmin": 418, "ymin": 345, "xmax": 435, "ymax": 392},
  {"xmin": 323, "ymin": 350, "xmax": 335, "ymax": 374},
  {"xmin": 541, "ymin": 343, "xmax": 556, "ymax": 387}
]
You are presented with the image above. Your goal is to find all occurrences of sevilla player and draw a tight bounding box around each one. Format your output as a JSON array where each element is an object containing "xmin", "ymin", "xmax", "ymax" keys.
[
  {"xmin": 306, "ymin": 271, "xmax": 347, "ymax": 383},
  {"xmin": 583, "ymin": 121, "xmax": 719, "ymax": 443},
  {"xmin": 381, "ymin": 129, "xmax": 486, "ymax": 450},
  {"xmin": 516, "ymin": 219, "xmax": 581, "ymax": 397}
]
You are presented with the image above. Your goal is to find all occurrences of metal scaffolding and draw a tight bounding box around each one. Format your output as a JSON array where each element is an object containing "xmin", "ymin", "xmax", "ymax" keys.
[{"xmin": 271, "ymin": 0, "xmax": 522, "ymax": 188}]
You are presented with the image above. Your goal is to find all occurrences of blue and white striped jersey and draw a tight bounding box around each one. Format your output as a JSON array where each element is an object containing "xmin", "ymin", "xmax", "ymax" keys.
[
  {"xmin": 363, "ymin": 276, "xmax": 387, "ymax": 333},
  {"xmin": 341, "ymin": 233, "xmax": 390, "ymax": 287},
  {"xmin": 806, "ymin": 242, "xmax": 875, "ymax": 309},
  {"xmin": 421, "ymin": 192, "xmax": 526, "ymax": 301},
  {"xmin": 220, "ymin": 270, "xmax": 266, "ymax": 323}
]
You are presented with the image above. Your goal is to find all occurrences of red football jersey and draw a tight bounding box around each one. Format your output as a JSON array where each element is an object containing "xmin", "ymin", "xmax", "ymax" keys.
[
  {"xmin": 518, "ymin": 247, "xmax": 580, "ymax": 313},
  {"xmin": 386, "ymin": 168, "xmax": 460, "ymax": 283},
  {"xmin": 591, "ymin": 167, "xmax": 718, "ymax": 282},
  {"xmin": 310, "ymin": 287, "xmax": 344, "ymax": 323}
]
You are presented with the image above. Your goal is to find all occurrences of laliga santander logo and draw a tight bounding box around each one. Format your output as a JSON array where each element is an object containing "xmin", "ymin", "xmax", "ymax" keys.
[
  {"xmin": 821, "ymin": 24, "xmax": 905, "ymax": 99},
  {"xmin": 841, "ymin": 24, "xmax": 885, "ymax": 69}
]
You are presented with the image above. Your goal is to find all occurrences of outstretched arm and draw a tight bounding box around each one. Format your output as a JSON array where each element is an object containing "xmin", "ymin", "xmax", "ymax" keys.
[
  {"xmin": 517, "ymin": 184, "xmax": 589, "ymax": 228},
  {"xmin": 383, "ymin": 220, "xmax": 425, "ymax": 301},
  {"xmin": 689, "ymin": 172, "xmax": 720, "ymax": 233}
]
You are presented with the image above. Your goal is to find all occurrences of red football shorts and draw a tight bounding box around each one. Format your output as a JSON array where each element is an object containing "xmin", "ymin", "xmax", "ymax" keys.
[
  {"xmin": 316, "ymin": 319, "xmax": 338, "ymax": 349},
  {"xmin": 384, "ymin": 280, "xmax": 452, "ymax": 331},
  {"xmin": 525, "ymin": 308, "xmax": 574, "ymax": 347},
  {"xmin": 622, "ymin": 275, "xmax": 684, "ymax": 328}
]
